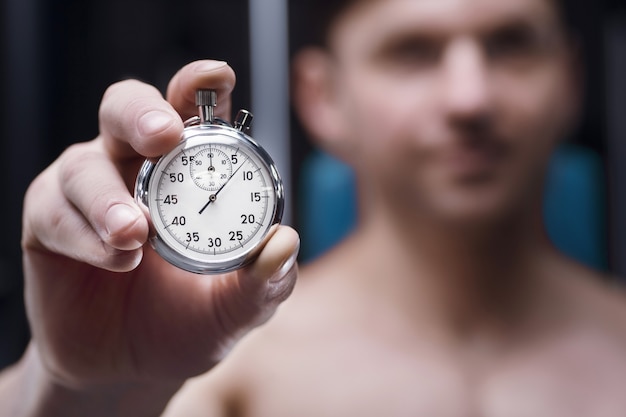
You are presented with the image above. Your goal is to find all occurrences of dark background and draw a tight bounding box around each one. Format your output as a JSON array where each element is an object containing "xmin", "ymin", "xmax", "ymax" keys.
[{"xmin": 1, "ymin": 0, "xmax": 626, "ymax": 369}]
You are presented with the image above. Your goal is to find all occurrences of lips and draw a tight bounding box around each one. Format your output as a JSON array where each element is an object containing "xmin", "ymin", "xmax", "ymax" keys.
[{"xmin": 439, "ymin": 137, "xmax": 509, "ymax": 181}]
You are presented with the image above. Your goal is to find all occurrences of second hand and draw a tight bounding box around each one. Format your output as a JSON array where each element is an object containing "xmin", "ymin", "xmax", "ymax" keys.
[{"xmin": 198, "ymin": 156, "xmax": 249, "ymax": 215}]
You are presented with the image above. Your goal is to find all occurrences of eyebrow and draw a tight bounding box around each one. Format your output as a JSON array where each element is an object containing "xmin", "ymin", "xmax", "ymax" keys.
[
  {"xmin": 369, "ymin": 12, "xmax": 560, "ymax": 56},
  {"xmin": 481, "ymin": 16, "xmax": 565, "ymax": 50},
  {"xmin": 483, "ymin": 16, "xmax": 549, "ymax": 36},
  {"xmin": 370, "ymin": 28, "xmax": 446, "ymax": 56}
]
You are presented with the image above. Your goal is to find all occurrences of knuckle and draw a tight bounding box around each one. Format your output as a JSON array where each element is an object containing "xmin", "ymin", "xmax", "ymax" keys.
[
  {"xmin": 100, "ymin": 80, "xmax": 133, "ymax": 117},
  {"xmin": 58, "ymin": 144, "xmax": 121, "ymax": 218},
  {"xmin": 23, "ymin": 170, "xmax": 48, "ymax": 208},
  {"xmin": 100, "ymin": 80, "xmax": 163, "ymax": 128},
  {"xmin": 58, "ymin": 143, "xmax": 99, "ymax": 188},
  {"xmin": 21, "ymin": 173, "xmax": 50, "ymax": 248},
  {"xmin": 101, "ymin": 79, "xmax": 149, "ymax": 102}
]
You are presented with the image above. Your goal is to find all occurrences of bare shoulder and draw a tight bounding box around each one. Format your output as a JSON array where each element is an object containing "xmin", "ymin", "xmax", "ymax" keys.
[
  {"xmin": 481, "ymin": 262, "xmax": 626, "ymax": 416},
  {"xmin": 561, "ymin": 261, "xmax": 626, "ymax": 340},
  {"xmin": 530, "ymin": 261, "xmax": 626, "ymax": 371}
]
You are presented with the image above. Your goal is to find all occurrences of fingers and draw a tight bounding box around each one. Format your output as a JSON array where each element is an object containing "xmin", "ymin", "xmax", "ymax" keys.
[
  {"xmin": 206, "ymin": 226, "xmax": 300, "ymax": 352},
  {"xmin": 99, "ymin": 79, "xmax": 184, "ymax": 160},
  {"xmin": 166, "ymin": 60, "xmax": 236, "ymax": 122},
  {"xmin": 23, "ymin": 141, "xmax": 149, "ymax": 272},
  {"xmin": 99, "ymin": 60, "xmax": 236, "ymax": 160},
  {"xmin": 245, "ymin": 226, "xmax": 300, "ymax": 305},
  {"xmin": 58, "ymin": 141, "xmax": 150, "ymax": 251}
]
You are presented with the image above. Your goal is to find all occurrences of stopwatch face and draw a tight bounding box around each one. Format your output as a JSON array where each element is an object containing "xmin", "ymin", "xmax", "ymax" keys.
[{"xmin": 135, "ymin": 125, "xmax": 284, "ymax": 274}]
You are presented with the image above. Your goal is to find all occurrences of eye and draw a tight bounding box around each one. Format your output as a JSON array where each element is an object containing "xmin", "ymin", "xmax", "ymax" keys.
[
  {"xmin": 394, "ymin": 40, "xmax": 440, "ymax": 64},
  {"xmin": 485, "ymin": 25, "xmax": 540, "ymax": 60},
  {"xmin": 378, "ymin": 37, "xmax": 442, "ymax": 69}
]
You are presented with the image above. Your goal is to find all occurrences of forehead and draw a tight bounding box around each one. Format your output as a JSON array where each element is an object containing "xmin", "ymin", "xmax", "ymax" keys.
[{"xmin": 329, "ymin": 0, "xmax": 561, "ymax": 50}]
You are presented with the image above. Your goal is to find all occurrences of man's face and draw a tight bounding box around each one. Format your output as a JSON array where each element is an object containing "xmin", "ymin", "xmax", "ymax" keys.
[{"xmin": 323, "ymin": 0, "xmax": 579, "ymax": 223}]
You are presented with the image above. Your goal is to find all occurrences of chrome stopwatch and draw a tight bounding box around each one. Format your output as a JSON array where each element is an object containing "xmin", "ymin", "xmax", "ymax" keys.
[{"xmin": 135, "ymin": 89, "xmax": 284, "ymax": 274}]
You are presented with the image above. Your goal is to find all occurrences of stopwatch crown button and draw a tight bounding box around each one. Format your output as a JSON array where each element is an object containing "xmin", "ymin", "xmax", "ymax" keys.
[
  {"xmin": 234, "ymin": 110, "xmax": 254, "ymax": 132},
  {"xmin": 196, "ymin": 89, "xmax": 217, "ymax": 107},
  {"xmin": 196, "ymin": 89, "xmax": 217, "ymax": 125}
]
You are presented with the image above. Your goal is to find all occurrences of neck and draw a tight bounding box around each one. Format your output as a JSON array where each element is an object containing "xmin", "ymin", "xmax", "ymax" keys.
[{"xmin": 351, "ymin": 193, "xmax": 556, "ymax": 340}]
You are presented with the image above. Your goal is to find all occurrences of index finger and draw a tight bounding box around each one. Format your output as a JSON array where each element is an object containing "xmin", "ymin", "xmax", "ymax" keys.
[
  {"xmin": 98, "ymin": 60, "xmax": 236, "ymax": 161},
  {"xmin": 98, "ymin": 79, "xmax": 184, "ymax": 160}
]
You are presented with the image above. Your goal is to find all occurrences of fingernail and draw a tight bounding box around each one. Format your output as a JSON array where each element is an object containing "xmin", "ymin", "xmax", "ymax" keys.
[
  {"xmin": 269, "ymin": 238, "xmax": 300, "ymax": 283},
  {"xmin": 194, "ymin": 60, "xmax": 228, "ymax": 73},
  {"xmin": 106, "ymin": 204, "xmax": 141, "ymax": 237},
  {"xmin": 138, "ymin": 110, "xmax": 174, "ymax": 137}
]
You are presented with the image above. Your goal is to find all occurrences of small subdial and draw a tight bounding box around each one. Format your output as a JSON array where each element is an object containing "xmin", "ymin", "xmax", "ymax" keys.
[{"xmin": 190, "ymin": 147, "xmax": 233, "ymax": 191}]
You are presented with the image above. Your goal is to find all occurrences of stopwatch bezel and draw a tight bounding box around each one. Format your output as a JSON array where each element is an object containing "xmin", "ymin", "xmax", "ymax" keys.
[{"xmin": 135, "ymin": 123, "xmax": 284, "ymax": 274}]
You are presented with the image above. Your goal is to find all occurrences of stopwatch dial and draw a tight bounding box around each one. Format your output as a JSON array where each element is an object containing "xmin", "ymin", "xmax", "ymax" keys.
[
  {"xmin": 151, "ymin": 141, "xmax": 276, "ymax": 260},
  {"xmin": 189, "ymin": 146, "xmax": 233, "ymax": 191}
]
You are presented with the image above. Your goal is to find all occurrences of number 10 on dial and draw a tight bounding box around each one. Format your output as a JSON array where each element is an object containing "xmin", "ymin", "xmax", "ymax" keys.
[{"xmin": 135, "ymin": 89, "xmax": 284, "ymax": 274}]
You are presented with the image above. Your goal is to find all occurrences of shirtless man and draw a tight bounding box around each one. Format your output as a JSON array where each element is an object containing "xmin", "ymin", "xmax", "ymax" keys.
[{"xmin": 3, "ymin": 0, "xmax": 626, "ymax": 415}]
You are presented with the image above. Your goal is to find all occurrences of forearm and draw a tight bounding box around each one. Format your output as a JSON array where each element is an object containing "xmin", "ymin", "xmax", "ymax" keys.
[{"xmin": 0, "ymin": 343, "xmax": 182, "ymax": 417}]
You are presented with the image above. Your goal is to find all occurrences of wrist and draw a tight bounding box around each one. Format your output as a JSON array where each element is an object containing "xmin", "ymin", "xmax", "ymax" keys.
[{"xmin": 9, "ymin": 343, "xmax": 183, "ymax": 417}]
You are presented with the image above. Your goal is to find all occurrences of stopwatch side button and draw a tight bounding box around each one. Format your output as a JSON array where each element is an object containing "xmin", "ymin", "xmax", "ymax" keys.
[{"xmin": 234, "ymin": 110, "xmax": 254, "ymax": 132}]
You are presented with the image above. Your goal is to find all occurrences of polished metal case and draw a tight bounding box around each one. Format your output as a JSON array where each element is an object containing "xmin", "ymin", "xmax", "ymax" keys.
[{"xmin": 135, "ymin": 119, "xmax": 284, "ymax": 275}]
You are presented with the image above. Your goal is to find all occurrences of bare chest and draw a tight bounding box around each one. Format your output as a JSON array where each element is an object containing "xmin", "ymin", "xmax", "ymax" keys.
[{"xmin": 239, "ymin": 334, "xmax": 626, "ymax": 417}]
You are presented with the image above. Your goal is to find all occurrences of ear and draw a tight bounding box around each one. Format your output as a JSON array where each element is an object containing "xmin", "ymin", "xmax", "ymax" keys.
[{"xmin": 291, "ymin": 48, "xmax": 351, "ymax": 158}]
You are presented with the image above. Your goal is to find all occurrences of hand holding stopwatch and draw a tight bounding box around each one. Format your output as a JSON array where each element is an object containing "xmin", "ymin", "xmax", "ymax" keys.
[{"xmin": 135, "ymin": 89, "xmax": 284, "ymax": 274}]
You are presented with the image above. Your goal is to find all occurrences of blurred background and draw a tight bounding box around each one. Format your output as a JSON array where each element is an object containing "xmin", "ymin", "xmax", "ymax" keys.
[{"xmin": 1, "ymin": 0, "xmax": 625, "ymax": 370}]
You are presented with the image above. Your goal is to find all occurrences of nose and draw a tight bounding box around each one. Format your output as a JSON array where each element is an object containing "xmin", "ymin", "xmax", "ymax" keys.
[{"xmin": 441, "ymin": 39, "xmax": 493, "ymax": 125}]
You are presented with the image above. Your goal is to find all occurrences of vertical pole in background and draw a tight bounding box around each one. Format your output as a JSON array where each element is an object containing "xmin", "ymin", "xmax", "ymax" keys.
[
  {"xmin": 248, "ymin": 0, "xmax": 291, "ymax": 224},
  {"xmin": 1, "ymin": 0, "xmax": 43, "ymax": 366},
  {"xmin": 606, "ymin": 16, "xmax": 626, "ymax": 277},
  {"xmin": 3, "ymin": 0, "xmax": 43, "ymax": 272},
  {"xmin": 606, "ymin": 17, "xmax": 626, "ymax": 277}
]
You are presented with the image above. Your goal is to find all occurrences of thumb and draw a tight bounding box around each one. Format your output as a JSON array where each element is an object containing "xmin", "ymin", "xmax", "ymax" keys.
[
  {"xmin": 207, "ymin": 226, "xmax": 299, "ymax": 357},
  {"xmin": 245, "ymin": 225, "xmax": 301, "ymax": 310}
]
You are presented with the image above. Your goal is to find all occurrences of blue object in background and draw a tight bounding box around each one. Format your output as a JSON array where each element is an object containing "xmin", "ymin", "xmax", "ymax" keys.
[
  {"xmin": 299, "ymin": 144, "xmax": 608, "ymax": 271},
  {"xmin": 299, "ymin": 152, "xmax": 357, "ymax": 262},
  {"xmin": 544, "ymin": 145, "xmax": 607, "ymax": 270}
]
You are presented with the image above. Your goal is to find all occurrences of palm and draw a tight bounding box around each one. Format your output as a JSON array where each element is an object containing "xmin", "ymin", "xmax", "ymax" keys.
[{"xmin": 25, "ymin": 245, "xmax": 247, "ymax": 383}]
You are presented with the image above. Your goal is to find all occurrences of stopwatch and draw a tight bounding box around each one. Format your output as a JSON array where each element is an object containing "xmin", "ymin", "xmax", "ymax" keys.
[{"xmin": 135, "ymin": 89, "xmax": 284, "ymax": 274}]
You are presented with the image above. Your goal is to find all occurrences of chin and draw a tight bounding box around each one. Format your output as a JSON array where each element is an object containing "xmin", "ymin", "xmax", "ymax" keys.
[{"xmin": 425, "ymin": 184, "xmax": 530, "ymax": 227}]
